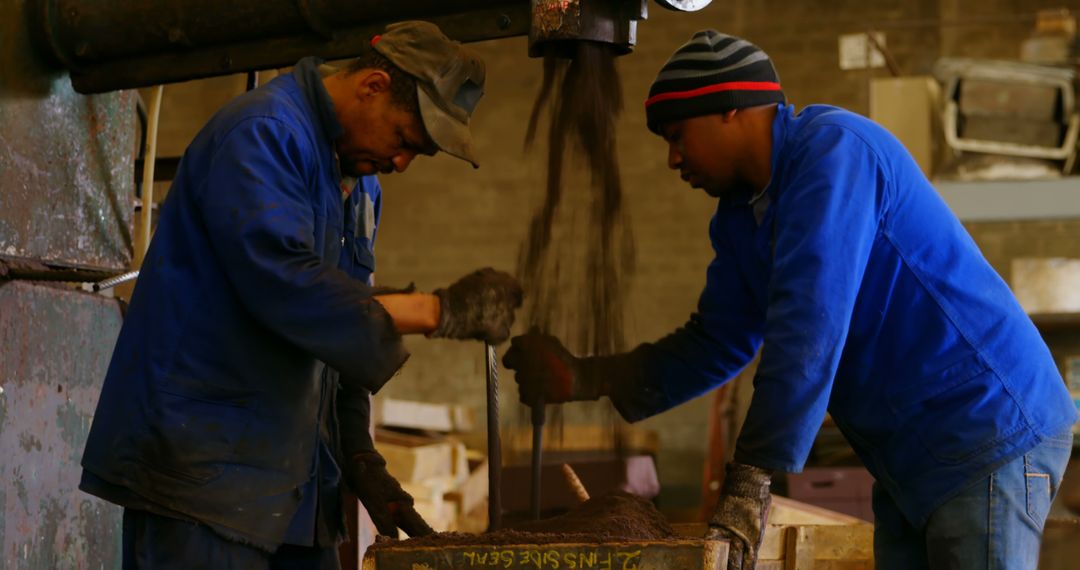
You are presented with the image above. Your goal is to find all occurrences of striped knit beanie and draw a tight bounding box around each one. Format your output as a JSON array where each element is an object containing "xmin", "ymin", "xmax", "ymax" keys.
[{"xmin": 645, "ymin": 31, "xmax": 785, "ymax": 134}]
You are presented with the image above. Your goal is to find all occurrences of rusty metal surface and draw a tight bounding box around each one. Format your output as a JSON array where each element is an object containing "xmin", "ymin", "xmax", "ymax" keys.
[
  {"xmin": 1, "ymin": 0, "xmax": 135, "ymax": 274},
  {"xmin": 36, "ymin": 0, "xmax": 516, "ymax": 63},
  {"xmin": 364, "ymin": 539, "xmax": 725, "ymax": 569},
  {"xmin": 0, "ymin": 281, "xmax": 124, "ymax": 569},
  {"xmin": 30, "ymin": 0, "xmax": 529, "ymax": 93},
  {"xmin": 69, "ymin": 4, "xmax": 531, "ymax": 94},
  {"xmin": 30, "ymin": 0, "xmax": 713, "ymax": 93},
  {"xmin": 528, "ymin": 0, "xmax": 646, "ymax": 57}
]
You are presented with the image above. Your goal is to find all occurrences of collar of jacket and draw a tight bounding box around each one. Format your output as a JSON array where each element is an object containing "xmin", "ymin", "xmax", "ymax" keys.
[
  {"xmin": 293, "ymin": 57, "xmax": 345, "ymax": 143},
  {"xmin": 715, "ymin": 102, "xmax": 792, "ymax": 212},
  {"xmin": 766, "ymin": 102, "xmax": 793, "ymax": 199}
]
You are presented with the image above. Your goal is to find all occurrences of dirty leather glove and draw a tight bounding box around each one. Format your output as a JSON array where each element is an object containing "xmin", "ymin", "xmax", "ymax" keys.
[
  {"xmin": 345, "ymin": 450, "xmax": 435, "ymax": 539},
  {"xmin": 337, "ymin": 384, "xmax": 432, "ymax": 539},
  {"xmin": 430, "ymin": 268, "xmax": 523, "ymax": 344},
  {"xmin": 706, "ymin": 462, "xmax": 773, "ymax": 570},
  {"xmin": 503, "ymin": 330, "xmax": 605, "ymax": 405},
  {"xmin": 502, "ymin": 329, "xmax": 648, "ymax": 408}
]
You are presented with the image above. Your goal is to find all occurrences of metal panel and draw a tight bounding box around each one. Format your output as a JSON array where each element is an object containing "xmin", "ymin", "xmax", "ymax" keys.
[
  {"xmin": 35, "ymin": 0, "xmax": 517, "ymax": 63},
  {"xmin": 1, "ymin": 0, "xmax": 135, "ymax": 275},
  {"xmin": 0, "ymin": 281, "xmax": 124, "ymax": 569},
  {"xmin": 67, "ymin": 5, "xmax": 532, "ymax": 94},
  {"xmin": 30, "ymin": 0, "xmax": 530, "ymax": 93}
]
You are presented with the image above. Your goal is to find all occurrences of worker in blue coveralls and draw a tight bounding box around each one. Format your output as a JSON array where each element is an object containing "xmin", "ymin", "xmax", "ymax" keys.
[
  {"xmin": 504, "ymin": 31, "xmax": 1077, "ymax": 570},
  {"xmin": 80, "ymin": 21, "xmax": 522, "ymax": 568}
]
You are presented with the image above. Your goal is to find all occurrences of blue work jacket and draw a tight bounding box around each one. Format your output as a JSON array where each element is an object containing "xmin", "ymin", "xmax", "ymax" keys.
[
  {"xmin": 80, "ymin": 60, "xmax": 407, "ymax": 548},
  {"xmin": 618, "ymin": 104, "xmax": 1076, "ymax": 526}
]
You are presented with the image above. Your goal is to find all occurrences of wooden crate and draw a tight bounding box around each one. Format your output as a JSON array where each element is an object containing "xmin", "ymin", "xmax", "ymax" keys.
[
  {"xmin": 373, "ymin": 397, "xmax": 476, "ymax": 433},
  {"xmin": 673, "ymin": 497, "xmax": 873, "ymax": 569},
  {"xmin": 375, "ymin": 430, "xmax": 455, "ymax": 484}
]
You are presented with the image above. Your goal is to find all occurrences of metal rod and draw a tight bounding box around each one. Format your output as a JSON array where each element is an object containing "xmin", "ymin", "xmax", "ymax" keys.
[
  {"xmin": 530, "ymin": 401, "xmax": 545, "ymax": 520},
  {"xmin": 485, "ymin": 343, "xmax": 502, "ymax": 531},
  {"xmin": 93, "ymin": 270, "xmax": 140, "ymax": 292},
  {"xmin": 134, "ymin": 85, "xmax": 164, "ymax": 269}
]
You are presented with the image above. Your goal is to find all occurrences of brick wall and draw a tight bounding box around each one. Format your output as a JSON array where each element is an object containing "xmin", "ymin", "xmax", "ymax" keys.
[{"xmin": 144, "ymin": 0, "xmax": 1080, "ymax": 512}]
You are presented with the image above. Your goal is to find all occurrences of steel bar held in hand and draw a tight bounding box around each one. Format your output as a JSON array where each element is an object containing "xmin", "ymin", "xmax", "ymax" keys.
[
  {"xmin": 485, "ymin": 343, "xmax": 502, "ymax": 531},
  {"xmin": 530, "ymin": 401, "xmax": 545, "ymax": 520}
]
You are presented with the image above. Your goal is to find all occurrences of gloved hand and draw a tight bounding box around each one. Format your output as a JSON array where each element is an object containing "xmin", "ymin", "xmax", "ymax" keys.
[
  {"xmin": 706, "ymin": 462, "xmax": 773, "ymax": 570},
  {"xmin": 344, "ymin": 450, "xmax": 435, "ymax": 539},
  {"xmin": 430, "ymin": 268, "xmax": 523, "ymax": 344},
  {"xmin": 502, "ymin": 330, "xmax": 607, "ymax": 405},
  {"xmin": 336, "ymin": 383, "xmax": 433, "ymax": 539}
]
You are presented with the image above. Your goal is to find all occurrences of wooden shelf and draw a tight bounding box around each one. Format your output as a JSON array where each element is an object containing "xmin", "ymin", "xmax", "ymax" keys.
[
  {"xmin": 1030, "ymin": 312, "xmax": 1080, "ymax": 333},
  {"xmin": 934, "ymin": 177, "xmax": 1080, "ymax": 222}
]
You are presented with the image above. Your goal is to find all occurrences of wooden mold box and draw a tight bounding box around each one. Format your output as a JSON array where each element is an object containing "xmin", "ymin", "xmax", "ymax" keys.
[
  {"xmin": 361, "ymin": 497, "xmax": 870, "ymax": 569},
  {"xmin": 363, "ymin": 538, "xmax": 727, "ymax": 569}
]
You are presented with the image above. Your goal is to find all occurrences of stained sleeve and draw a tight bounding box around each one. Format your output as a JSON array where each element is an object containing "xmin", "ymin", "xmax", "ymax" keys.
[
  {"xmin": 197, "ymin": 117, "xmax": 408, "ymax": 393},
  {"xmin": 733, "ymin": 125, "xmax": 885, "ymax": 472}
]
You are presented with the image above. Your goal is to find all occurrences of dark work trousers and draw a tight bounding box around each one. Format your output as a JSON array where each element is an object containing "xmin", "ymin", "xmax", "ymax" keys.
[{"xmin": 122, "ymin": 509, "xmax": 340, "ymax": 570}]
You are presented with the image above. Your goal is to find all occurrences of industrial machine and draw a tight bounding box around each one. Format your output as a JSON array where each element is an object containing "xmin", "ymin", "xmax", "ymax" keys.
[{"xmin": 30, "ymin": 0, "xmax": 713, "ymax": 93}]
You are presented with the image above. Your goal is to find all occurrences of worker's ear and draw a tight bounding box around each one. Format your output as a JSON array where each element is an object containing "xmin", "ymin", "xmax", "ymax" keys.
[{"xmin": 355, "ymin": 69, "xmax": 392, "ymax": 99}]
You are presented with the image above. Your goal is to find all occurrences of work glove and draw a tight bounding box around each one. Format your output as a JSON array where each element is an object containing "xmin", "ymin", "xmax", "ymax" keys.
[
  {"xmin": 503, "ymin": 330, "xmax": 662, "ymax": 422},
  {"xmin": 503, "ymin": 330, "xmax": 639, "ymax": 405},
  {"xmin": 344, "ymin": 450, "xmax": 435, "ymax": 539},
  {"xmin": 336, "ymin": 383, "xmax": 432, "ymax": 539},
  {"xmin": 502, "ymin": 330, "xmax": 608, "ymax": 405},
  {"xmin": 430, "ymin": 268, "xmax": 523, "ymax": 344},
  {"xmin": 706, "ymin": 462, "xmax": 773, "ymax": 570}
]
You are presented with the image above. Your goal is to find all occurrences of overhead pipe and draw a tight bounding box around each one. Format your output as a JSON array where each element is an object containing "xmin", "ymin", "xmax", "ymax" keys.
[{"xmin": 30, "ymin": 0, "xmax": 710, "ymax": 94}]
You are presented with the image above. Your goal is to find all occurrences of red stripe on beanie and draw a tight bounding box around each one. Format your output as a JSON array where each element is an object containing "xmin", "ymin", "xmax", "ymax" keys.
[{"xmin": 645, "ymin": 81, "xmax": 782, "ymax": 108}]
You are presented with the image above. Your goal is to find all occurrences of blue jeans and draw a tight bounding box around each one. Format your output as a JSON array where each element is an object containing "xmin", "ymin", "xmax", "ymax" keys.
[{"xmin": 874, "ymin": 430, "xmax": 1073, "ymax": 570}]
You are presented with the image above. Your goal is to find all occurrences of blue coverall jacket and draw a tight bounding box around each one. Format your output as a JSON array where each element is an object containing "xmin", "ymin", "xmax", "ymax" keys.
[
  {"xmin": 80, "ymin": 60, "xmax": 406, "ymax": 548},
  {"xmin": 615, "ymin": 104, "xmax": 1077, "ymax": 526}
]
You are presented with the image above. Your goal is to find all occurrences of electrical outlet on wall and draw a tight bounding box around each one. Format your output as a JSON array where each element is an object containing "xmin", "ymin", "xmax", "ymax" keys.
[{"xmin": 838, "ymin": 32, "xmax": 886, "ymax": 70}]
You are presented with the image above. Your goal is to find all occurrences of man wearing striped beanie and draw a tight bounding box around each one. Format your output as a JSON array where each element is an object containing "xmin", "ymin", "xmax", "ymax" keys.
[{"xmin": 505, "ymin": 30, "xmax": 1074, "ymax": 570}]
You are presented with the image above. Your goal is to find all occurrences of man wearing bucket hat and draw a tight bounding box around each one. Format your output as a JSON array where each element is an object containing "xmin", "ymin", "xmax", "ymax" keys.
[
  {"xmin": 80, "ymin": 21, "xmax": 521, "ymax": 567},
  {"xmin": 505, "ymin": 30, "xmax": 1076, "ymax": 569}
]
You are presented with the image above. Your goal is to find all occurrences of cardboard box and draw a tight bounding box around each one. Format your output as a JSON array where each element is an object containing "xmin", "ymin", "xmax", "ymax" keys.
[
  {"xmin": 1011, "ymin": 258, "xmax": 1080, "ymax": 314},
  {"xmin": 787, "ymin": 467, "xmax": 875, "ymax": 522},
  {"xmin": 870, "ymin": 76, "xmax": 942, "ymax": 178}
]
